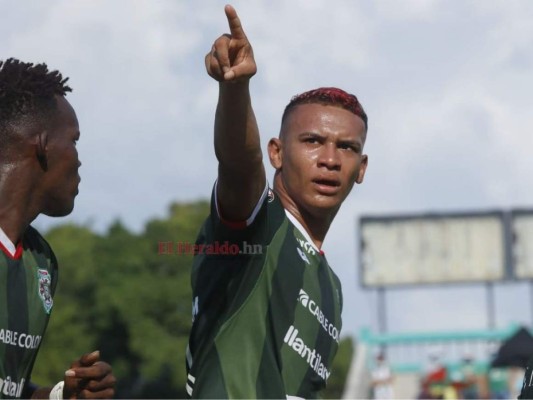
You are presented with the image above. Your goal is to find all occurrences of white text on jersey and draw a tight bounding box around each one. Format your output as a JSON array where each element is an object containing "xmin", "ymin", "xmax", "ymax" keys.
[
  {"xmin": 297, "ymin": 290, "xmax": 339, "ymax": 343},
  {"xmin": 0, "ymin": 328, "xmax": 41, "ymax": 349},
  {"xmin": 283, "ymin": 325, "xmax": 331, "ymax": 381}
]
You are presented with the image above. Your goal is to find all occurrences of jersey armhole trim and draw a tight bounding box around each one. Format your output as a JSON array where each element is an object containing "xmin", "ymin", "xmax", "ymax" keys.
[{"xmin": 214, "ymin": 180, "xmax": 269, "ymax": 229}]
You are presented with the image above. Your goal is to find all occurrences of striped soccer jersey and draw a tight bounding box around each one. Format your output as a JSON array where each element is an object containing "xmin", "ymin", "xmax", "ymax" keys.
[
  {"xmin": 186, "ymin": 186, "xmax": 343, "ymax": 399},
  {"xmin": 0, "ymin": 226, "xmax": 58, "ymax": 399}
]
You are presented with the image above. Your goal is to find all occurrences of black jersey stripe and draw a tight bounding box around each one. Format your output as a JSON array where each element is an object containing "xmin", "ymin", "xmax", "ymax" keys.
[{"xmin": 5, "ymin": 258, "xmax": 29, "ymax": 392}]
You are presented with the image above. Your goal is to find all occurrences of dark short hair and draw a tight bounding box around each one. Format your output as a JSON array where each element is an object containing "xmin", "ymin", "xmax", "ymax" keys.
[
  {"xmin": 0, "ymin": 58, "xmax": 71, "ymax": 141},
  {"xmin": 281, "ymin": 87, "xmax": 368, "ymax": 131}
]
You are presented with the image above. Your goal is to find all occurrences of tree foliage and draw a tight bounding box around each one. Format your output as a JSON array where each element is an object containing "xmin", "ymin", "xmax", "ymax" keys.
[{"xmin": 32, "ymin": 201, "xmax": 209, "ymax": 399}]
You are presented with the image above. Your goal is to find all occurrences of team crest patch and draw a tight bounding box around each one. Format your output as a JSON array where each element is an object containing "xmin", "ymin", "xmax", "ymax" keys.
[{"xmin": 37, "ymin": 269, "xmax": 53, "ymax": 314}]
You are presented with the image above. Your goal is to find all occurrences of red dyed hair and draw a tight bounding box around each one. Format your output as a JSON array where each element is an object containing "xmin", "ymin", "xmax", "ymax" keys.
[{"xmin": 281, "ymin": 87, "xmax": 368, "ymax": 130}]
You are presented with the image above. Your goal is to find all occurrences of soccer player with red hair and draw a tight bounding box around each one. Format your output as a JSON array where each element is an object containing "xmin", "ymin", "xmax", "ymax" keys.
[{"xmin": 186, "ymin": 5, "xmax": 368, "ymax": 398}]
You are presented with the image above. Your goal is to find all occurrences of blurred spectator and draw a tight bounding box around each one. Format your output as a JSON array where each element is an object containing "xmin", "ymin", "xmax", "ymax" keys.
[
  {"xmin": 419, "ymin": 347, "xmax": 447, "ymax": 399},
  {"xmin": 487, "ymin": 366, "xmax": 509, "ymax": 399},
  {"xmin": 371, "ymin": 351, "xmax": 394, "ymax": 399},
  {"xmin": 459, "ymin": 352, "xmax": 478, "ymax": 399}
]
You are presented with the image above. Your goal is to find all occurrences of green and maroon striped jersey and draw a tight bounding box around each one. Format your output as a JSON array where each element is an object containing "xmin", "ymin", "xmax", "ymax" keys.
[
  {"xmin": 0, "ymin": 226, "xmax": 58, "ymax": 399},
  {"xmin": 186, "ymin": 186, "xmax": 343, "ymax": 399}
]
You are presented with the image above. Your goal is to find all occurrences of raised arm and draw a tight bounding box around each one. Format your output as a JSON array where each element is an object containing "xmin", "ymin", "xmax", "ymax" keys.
[{"xmin": 205, "ymin": 5, "xmax": 266, "ymax": 222}]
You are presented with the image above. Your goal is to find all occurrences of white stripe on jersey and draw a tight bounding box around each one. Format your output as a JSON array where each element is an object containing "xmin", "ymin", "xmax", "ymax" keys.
[{"xmin": 0, "ymin": 226, "xmax": 17, "ymax": 255}]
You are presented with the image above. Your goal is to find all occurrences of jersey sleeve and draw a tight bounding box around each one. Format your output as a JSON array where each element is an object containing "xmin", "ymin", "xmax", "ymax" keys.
[
  {"xmin": 213, "ymin": 180, "xmax": 269, "ymax": 229},
  {"xmin": 49, "ymin": 249, "xmax": 59, "ymax": 296}
]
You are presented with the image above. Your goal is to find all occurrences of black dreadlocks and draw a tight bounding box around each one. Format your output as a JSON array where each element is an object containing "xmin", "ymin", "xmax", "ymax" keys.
[{"xmin": 0, "ymin": 58, "xmax": 72, "ymax": 134}]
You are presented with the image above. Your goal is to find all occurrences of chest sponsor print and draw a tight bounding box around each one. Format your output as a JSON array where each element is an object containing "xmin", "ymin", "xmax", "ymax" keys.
[{"xmin": 297, "ymin": 289, "xmax": 339, "ymax": 343}]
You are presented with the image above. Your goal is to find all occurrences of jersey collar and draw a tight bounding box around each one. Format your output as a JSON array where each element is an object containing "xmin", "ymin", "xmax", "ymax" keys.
[
  {"xmin": 284, "ymin": 210, "xmax": 321, "ymax": 254},
  {"xmin": 0, "ymin": 226, "xmax": 22, "ymax": 259}
]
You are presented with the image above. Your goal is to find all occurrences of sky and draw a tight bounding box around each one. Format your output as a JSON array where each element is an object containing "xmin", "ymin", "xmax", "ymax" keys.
[{"xmin": 2, "ymin": 0, "xmax": 533, "ymax": 341}]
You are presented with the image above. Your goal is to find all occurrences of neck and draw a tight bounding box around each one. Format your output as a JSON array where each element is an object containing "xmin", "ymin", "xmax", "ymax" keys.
[
  {"xmin": 273, "ymin": 173, "xmax": 339, "ymax": 249},
  {"xmin": 0, "ymin": 164, "xmax": 40, "ymax": 244}
]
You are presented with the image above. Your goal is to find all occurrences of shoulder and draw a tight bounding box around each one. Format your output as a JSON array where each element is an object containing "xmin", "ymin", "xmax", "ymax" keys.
[
  {"xmin": 25, "ymin": 225, "xmax": 52, "ymax": 251},
  {"xmin": 208, "ymin": 184, "xmax": 286, "ymax": 234},
  {"xmin": 265, "ymin": 187, "xmax": 286, "ymax": 222},
  {"xmin": 24, "ymin": 225, "xmax": 58, "ymax": 269},
  {"xmin": 324, "ymin": 258, "xmax": 343, "ymax": 309}
]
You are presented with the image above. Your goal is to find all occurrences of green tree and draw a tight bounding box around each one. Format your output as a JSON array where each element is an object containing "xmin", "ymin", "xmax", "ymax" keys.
[{"xmin": 32, "ymin": 200, "xmax": 210, "ymax": 398}]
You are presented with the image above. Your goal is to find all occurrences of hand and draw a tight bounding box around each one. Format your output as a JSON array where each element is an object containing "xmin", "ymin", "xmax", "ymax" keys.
[
  {"xmin": 63, "ymin": 351, "xmax": 115, "ymax": 399},
  {"xmin": 205, "ymin": 4, "xmax": 257, "ymax": 82}
]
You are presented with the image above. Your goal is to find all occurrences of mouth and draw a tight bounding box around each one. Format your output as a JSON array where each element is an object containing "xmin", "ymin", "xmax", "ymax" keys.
[{"xmin": 312, "ymin": 177, "xmax": 341, "ymax": 195}]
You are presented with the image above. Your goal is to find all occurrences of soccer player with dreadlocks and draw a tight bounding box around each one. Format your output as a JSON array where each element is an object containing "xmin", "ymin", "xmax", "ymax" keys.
[
  {"xmin": 0, "ymin": 58, "xmax": 115, "ymax": 399},
  {"xmin": 186, "ymin": 5, "xmax": 369, "ymax": 399}
]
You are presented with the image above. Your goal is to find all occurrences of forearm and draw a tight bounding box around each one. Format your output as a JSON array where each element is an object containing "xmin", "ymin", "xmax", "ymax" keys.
[
  {"xmin": 214, "ymin": 80, "xmax": 262, "ymax": 172},
  {"xmin": 214, "ymin": 80, "xmax": 266, "ymax": 220}
]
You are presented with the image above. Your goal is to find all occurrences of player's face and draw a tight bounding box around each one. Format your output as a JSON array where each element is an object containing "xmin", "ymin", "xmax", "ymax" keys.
[
  {"xmin": 270, "ymin": 103, "xmax": 368, "ymax": 216},
  {"xmin": 41, "ymin": 96, "xmax": 81, "ymax": 217}
]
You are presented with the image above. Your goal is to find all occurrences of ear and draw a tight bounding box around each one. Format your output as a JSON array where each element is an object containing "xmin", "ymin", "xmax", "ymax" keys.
[
  {"xmin": 268, "ymin": 138, "xmax": 283, "ymax": 170},
  {"xmin": 355, "ymin": 155, "xmax": 368, "ymax": 184},
  {"xmin": 36, "ymin": 130, "xmax": 48, "ymax": 171}
]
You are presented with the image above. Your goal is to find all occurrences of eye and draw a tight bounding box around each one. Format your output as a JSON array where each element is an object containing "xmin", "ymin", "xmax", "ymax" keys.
[
  {"xmin": 339, "ymin": 143, "xmax": 357, "ymax": 152},
  {"xmin": 303, "ymin": 136, "xmax": 322, "ymax": 145}
]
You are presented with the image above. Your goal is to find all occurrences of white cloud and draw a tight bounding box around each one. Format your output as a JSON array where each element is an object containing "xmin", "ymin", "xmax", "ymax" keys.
[{"xmin": 373, "ymin": 0, "xmax": 442, "ymax": 22}]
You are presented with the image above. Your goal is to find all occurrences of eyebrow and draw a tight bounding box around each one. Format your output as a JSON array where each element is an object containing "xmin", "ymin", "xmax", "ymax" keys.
[
  {"xmin": 298, "ymin": 132, "xmax": 326, "ymax": 140},
  {"xmin": 299, "ymin": 132, "xmax": 362, "ymax": 146}
]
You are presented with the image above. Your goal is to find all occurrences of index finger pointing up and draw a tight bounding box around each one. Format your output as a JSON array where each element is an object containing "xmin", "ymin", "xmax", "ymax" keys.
[{"xmin": 224, "ymin": 4, "xmax": 246, "ymax": 40}]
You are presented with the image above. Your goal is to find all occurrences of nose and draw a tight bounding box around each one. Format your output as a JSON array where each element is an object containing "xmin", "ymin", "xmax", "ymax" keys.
[{"xmin": 317, "ymin": 143, "xmax": 341, "ymax": 170}]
